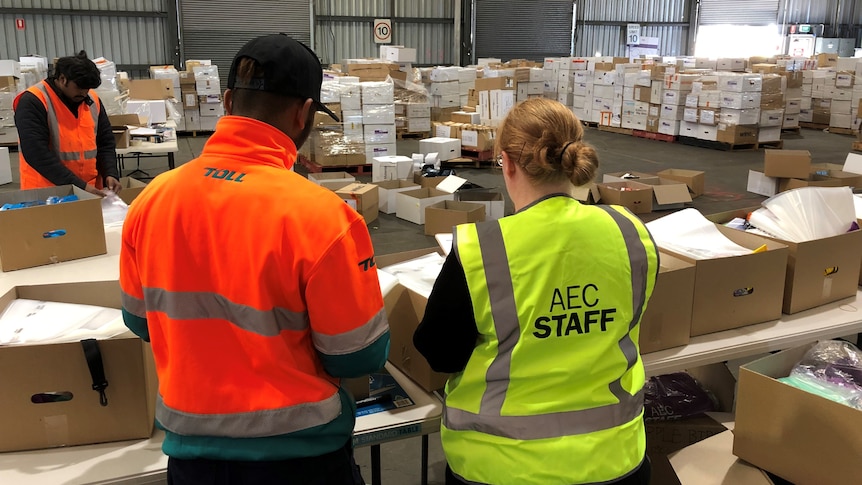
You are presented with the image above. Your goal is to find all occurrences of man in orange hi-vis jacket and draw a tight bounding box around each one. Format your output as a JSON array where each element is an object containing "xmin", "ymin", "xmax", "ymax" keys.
[{"xmin": 119, "ymin": 34, "xmax": 390, "ymax": 485}]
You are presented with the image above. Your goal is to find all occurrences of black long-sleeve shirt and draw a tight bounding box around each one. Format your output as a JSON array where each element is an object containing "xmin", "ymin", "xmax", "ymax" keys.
[
  {"xmin": 14, "ymin": 79, "xmax": 119, "ymax": 189},
  {"xmin": 413, "ymin": 251, "xmax": 480, "ymax": 373}
]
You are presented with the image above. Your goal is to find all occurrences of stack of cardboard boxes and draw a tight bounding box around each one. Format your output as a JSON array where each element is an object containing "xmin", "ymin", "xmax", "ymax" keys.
[
  {"xmin": 0, "ymin": 62, "xmax": 20, "ymax": 145},
  {"xmin": 190, "ymin": 62, "xmax": 223, "ymax": 132}
]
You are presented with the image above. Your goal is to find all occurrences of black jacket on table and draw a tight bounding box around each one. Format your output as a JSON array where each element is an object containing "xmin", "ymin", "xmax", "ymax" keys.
[
  {"xmin": 14, "ymin": 78, "xmax": 119, "ymax": 189},
  {"xmin": 413, "ymin": 251, "xmax": 480, "ymax": 373}
]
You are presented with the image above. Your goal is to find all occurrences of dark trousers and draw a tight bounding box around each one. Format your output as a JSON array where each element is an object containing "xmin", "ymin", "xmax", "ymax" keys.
[
  {"xmin": 445, "ymin": 456, "xmax": 651, "ymax": 485},
  {"xmin": 167, "ymin": 439, "xmax": 364, "ymax": 485}
]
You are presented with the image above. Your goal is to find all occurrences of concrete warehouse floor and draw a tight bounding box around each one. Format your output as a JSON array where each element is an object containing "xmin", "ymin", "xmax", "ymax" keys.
[{"xmin": 1, "ymin": 126, "xmax": 857, "ymax": 483}]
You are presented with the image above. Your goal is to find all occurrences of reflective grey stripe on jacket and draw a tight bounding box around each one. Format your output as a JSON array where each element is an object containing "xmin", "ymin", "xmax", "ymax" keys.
[
  {"xmin": 156, "ymin": 391, "xmax": 343, "ymax": 438},
  {"xmin": 445, "ymin": 207, "xmax": 650, "ymax": 440},
  {"xmin": 34, "ymin": 82, "xmax": 100, "ymax": 163}
]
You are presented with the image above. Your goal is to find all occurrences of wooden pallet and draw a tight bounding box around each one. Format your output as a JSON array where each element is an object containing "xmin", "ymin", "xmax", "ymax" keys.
[
  {"xmin": 632, "ymin": 130, "xmax": 677, "ymax": 143},
  {"xmin": 598, "ymin": 125, "xmax": 634, "ymax": 136},
  {"xmin": 757, "ymin": 140, "xmax": 784, "ymax": 149},
  {"xmin": 459, "ymin": 148, "xmax": 495, "ymax": 162},
  {"xmin": 677, "ymin": 136, "xmax": 761, "ymax": 151},
  {"xmin": 852, "ymin": 141, "xmax": 862, "ymax": 152},
  {"xmin": 297, "ymin": 155, "xmax": 372, "ymax": 174},
  {"xmin": 396, "ymin": 131, "xmax": 430, "ymax": 139},
  {"xmin": 799, "ymin": 122, "xmax": 829, "ymax": 131},
  {"xmin": 826, "ymin": 127, "xmax": 856, "ymax": 136},
  {"xmin": 581, "ymin": 120, "xmax": 599, "ymax": 128},
  {"xmin": 780, "ymin": 126, "xmax": 801, "ymax": 134},
  {"xmin": 442, "ymin": 157, "xmax": 496, "ymax": 169}
]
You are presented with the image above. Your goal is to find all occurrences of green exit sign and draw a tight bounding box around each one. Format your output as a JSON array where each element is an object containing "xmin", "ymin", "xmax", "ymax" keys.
[{"xmin": 799, "ymin": 24, "xmax": 811, "ymax": 33}]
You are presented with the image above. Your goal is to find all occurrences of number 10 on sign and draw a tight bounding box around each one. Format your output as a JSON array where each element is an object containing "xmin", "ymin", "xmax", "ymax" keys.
[
  {"xmin": 374, "ymin": 19, "xmax": 392, "ymax": 44},
  {"xmin": 626, "ymin": 23, "xmax": 640, "ymax": 45}
]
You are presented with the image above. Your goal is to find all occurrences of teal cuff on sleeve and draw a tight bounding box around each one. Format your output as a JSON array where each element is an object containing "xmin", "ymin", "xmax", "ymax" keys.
[
  {"xmin": 122, "ymin": 307, "xmax": 150, "ymax": 342},
  {"xmin": 319, "ymin": 331, "xmax": 390, "ymax": 378}
]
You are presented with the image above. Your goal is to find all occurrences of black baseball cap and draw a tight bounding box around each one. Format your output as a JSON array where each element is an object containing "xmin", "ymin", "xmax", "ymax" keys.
[{"xmin": 227, "ymin": 33, "xmax": 339, "ymax": 122}]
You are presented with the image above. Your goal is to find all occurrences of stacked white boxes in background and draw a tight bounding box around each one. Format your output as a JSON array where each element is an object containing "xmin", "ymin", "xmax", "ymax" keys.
[
  {"xmin": 543, "ymin": 57, "xmax": 560, "ymax": 100},
  {"xmin": 758, "ymin": 74, "xmax": 786, "ymax": 143},
  {"xmin": 515, "ymin": 67, "xmax": 544, "ymax": 104},
  {"xmin": 150, "ymin": 66, "xmax": 185, "ymax": 131},
  {"xmin": 621, "ymin": 68, "xmax": 651, "ymax": 131},
  {"xmin": 92, "ymin": 57, "xmax": 124, "ymax": 116},
  {"xmin": 0, "ymin": 62, "xmax": 21, "ymax": 144},
  {"xmin": 429, "ymin": 67, "xmax": 461, "ymax": 109},
  {"xmin": 193, "ymin": 65, "xmax": 223, "ymax": 131},
  {"xmin": 716, "ymin": 72, "xmax": 762, "ymax": 142},
  {"xmin": 828, "ymin": 59, "xmax": 857, "ymax": 130},
  {"xmin": 571, "ymin": 66, "xmax": 594, "ymax": 122},
  {"xmin": 458, "ymin": 67, "xmax": 477, "ymax": 108},
  {"xmin": 661, "ymin": 73, "xmax": 696, "ymax": 136},
  {"xmin": 593, "ymin": 63, "xmax": 619, "ymax": 126},
  {"xmin": 362, "ymin": 79, "xmax": 397, "ymax": 162}
]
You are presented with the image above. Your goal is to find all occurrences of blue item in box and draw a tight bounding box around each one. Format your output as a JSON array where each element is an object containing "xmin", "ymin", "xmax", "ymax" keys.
[{"xmin": 0, "ymin": 194, "xmax": 79, "ymax": 211}]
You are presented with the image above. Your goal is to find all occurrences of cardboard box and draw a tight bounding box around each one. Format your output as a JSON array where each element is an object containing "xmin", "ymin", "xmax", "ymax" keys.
[
  {"xmin": 656, "ymin": 169, "xmax": 705, "ymax": 198},
  {"xmin": 128, "ymin": 79, "xmax": 174, "ymax": 100},
  {"xmin": 0, "ymin": 281, "xmax": 157, "ymax": 452},
  {"xmin": 0, "ymin": 186, "xmax": 106, "ymax": 272},
  {"xmin": 602, "ymin": 171, "xmax": 660, "ymax": 185},
  {"xmin": 413, "ymin": 172, "xmax": 449, "ymax": 189},
  {"xmin": 658, "ymin": 224, "xmax": 787, "ymax": 336},
  {"xmin": 424, "ymin": 200, "xmax": 485, "ymax": 236},
  {"xmin": 456, "ymin": 191, "xmax": 505, "ymax": 220},
  {"xmin": 117, "ymin": 177, "xmax": 148, "ymax": 205},
  {"xmin": 335, "ymin": 183, "xmax": 379, "ymax": 224},
  {"xmin": 419, "ymin": 137, "xmax": 461, "ymax": 161},
  {"xmin": 111, "ymin": 125, "xmax": 130, "ymax": 149},
  {"xmin": 763, "ymin": 149, "xmax": 811, "ymax": 179},
  {"xmin": 746, "ymin": 170, "xmax": 779, "ymax": 197},
  {"xmin": 652, "ymin": 179, "xmax": 693, "ymax": 211},
  {"xmin": 596, "ymin": 181, "xmax": 653, "ymax": 214},
  {"xmin": 371, "ymin": 155, "xmax": 413, "ymax": 182},
  {"xmin": 734, "ymin": 344, "xmax": 862, "ymax": 485},
  {"xmin": 307, "ymin": 171, "xmax": 356, "ymax": 190},
  {"xmin": 346, "ymin": 63, "xmax": 397, "ymax": 82},
  {"xmin": 670, "ymin": 431, "xmax": 776, "ymax": 485},
  {"xmin": 572, "ymin": 183, "xmax": 601, "ymax": 204},
  {"xmin": 716, "ymin": 124, "xmax": 758, "ymax": 145},
  {"xmin": 377, "ymin": 180, "xmax": 419, "ymax": 214},
  {"xmin": 0, "ymin": 147, "xmax": 11, "ymax": 186},
  {"xmin": 639, "ymin": 252, "xmax": 694, "ymax": 354},
  {"xmin": 395, "ymin": 188, "xmax": 455, "ymax": 225},
  {"xmin": 377, "ymin": 248, "xmax": 450, "ymax": 392}
]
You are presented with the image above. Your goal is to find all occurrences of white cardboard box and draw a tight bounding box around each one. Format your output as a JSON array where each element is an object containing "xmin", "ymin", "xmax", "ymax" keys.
[
  {"xmin": 125, "ymin": 100, "xmax": 167, "ymax": 125},
  {"xmin": 419, "ymin": 137, "xmax": 461, "ymax": 161},
  {"xmin": 747, "ymin": 170, "xmax": 779, "ymax": 197},
  {"xmin": 0, "ymin": 147, "xmax": 12, "ymax": 185},
  {"xmin": 377, "ymin": 180, "xmax": 420, "ymax": 214},
  {"xmin": 372, "ymin": 155, "xmax": 413, "ymax": 182},
  {"xmin": 365, "ymin": 143, "xmax": 397, "ymax": 162},
  {"xmin": 395, "ymin": 188, "xmax": 455, "ymax": 225},
  {"xmin": 308, "ymin": 172, "xmax": 356, "ymax": 188},
  {"xmin": 199, "ymin": 102, "xmax": 224, "ymax": 117},
  {"xmin": 364, "ymin": 125, "xmax": 397, "ymax": 145}
]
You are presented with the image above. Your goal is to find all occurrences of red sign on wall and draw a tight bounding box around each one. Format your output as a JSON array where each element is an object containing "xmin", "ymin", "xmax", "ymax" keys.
[{"xmin": 15, "ymin": 18, "xmax": 25, "ymax": 31}]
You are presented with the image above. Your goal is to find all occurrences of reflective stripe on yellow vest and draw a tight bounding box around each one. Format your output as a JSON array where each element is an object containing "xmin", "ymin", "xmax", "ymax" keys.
[
  {"xmin": 15, "ymin": 80, "xmax": 101, "ymax": 189},
  {"xmin": 443, "ymin": 196, "xmax": 659, "ymax": 485}
]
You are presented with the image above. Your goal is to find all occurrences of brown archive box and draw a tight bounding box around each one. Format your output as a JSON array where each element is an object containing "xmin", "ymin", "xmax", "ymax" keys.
[
  {"xmin": 733, "ymin": 343, "xmax": 862, "ymax": 485},
  {"xmin": 0, "ymin": 281, "xmax": 158, "ymax": 452},
  {"xmin": 377, "ymin": 248, "xmax": 450, "ymax": 392},
  {"xmin": 639, "ymin": 252, "xmax": 695, "ymax": 354}
]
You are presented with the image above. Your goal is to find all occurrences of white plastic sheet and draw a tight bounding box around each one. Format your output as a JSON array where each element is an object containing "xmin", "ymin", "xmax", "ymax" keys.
[
  {"xmin": 101, "ymin": 191, "xmax": 129, "ymax": 227},
  {"xmin": 0, "ymin": 299, "xmax": 126, "ymax": 345},
  {"xmin": 379, "ymin": 253, "xmax": 445, "ymax": 298},
  {"xmin": 645, "ymin": 208, "xmax": 753, "ymax": 260},
  {"xmin": 854, "ymin": 194, "xmax": 862, "ymax": 220},
  {"xmin": 750, "ymin": 187, "xmax": 856, "ymax": 242}
]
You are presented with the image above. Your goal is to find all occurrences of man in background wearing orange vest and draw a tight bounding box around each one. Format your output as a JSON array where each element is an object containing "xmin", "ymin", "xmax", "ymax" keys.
[
  {"xmin": 14, "ymin": 50, "xmax": 121, "ymax": 195},
  {"xmin": 120, "ymin": 34, "xmax": 390, "ymax": 484}
]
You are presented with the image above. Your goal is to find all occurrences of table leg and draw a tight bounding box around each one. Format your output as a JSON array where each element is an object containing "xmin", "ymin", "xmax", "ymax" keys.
[
  {"xmin": 421, "ymin": 434, "xmax": 429, "ymax": 485},
  {"xmin": 168, "ymin": 152, "xmax": 175, "ymax": 170},
  {"xmin": 371, "ymin": 444, "xmax": 382, "ymax": 485}
]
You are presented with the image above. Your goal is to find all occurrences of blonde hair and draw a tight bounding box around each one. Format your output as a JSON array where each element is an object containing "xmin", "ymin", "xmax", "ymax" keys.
[{"xmin": 497, "ymin": 98, "xmax": 599, "ymax": 186}]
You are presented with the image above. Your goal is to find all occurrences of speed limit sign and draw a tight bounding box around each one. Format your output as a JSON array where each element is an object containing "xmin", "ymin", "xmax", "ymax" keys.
[{"xmin": 374, "ymin": 18, "xmax": 392, "ymax": 44}]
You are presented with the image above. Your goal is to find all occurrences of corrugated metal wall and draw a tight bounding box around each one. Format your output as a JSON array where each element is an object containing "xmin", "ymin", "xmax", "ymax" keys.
[
  {"xmin": 699, "ymin": 0, "xmax": 780, "ymax": 25},
  {"xmin": 780, "ymin": 0, "xmax": 862, "ymax": 24},
  {"xmin": 575, "ymin": 0, "xmax": 689, "ymax": 57},
  {"xmin": 314, "ymin": 0, "xmax": 456, "ymax": 66},
  {"xmin": 180, "ymin": 0, "xmax": 310, "ymax": 87},
  {"xmin": 0, "ymin": 0, "xmax": 169, "ymax": 68},
  {"xmin": 474, "ymin": 0, "xmax": 574, "ymax": 61}
]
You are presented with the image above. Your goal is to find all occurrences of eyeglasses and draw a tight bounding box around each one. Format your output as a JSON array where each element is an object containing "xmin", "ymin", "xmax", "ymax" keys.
[{"xmin": 495, "ymin": 154, "xmax": 503, "ymax": 167}]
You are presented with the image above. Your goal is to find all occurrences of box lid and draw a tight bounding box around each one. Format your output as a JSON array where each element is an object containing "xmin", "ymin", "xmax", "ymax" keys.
[{"xmin": 654, "ymin": 179, "xmax": 693, "ymax": 205}]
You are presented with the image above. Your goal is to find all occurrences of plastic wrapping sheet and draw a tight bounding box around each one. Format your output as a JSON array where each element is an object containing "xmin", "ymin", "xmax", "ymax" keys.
[
  {"xmin": 379, "ymin": 252, "xmax": 445, "ymax": 298},
  {"xmin": 394, "ymin": 76, "xmax": 429, "ymax": 104},
  {"xmin": 750, "ymin": 187, "xmax": 857, "ymax": 242},
  {"xmin": 854, "ymin": 194, "xmax": 862, "ymax": 220},
  {"xmin": 644, "ymin": 372, "xmax": 717, "ymax": 421},
  {"xmin": 779, "ymin": 340, "xmax": 862, "ymax": 410},
  {"xmin": 361, "ymin": 80, "xmax": 395, "ymax": 105},
  {"xmin": 321, "ymin": 80, "xmax": 348, "ymax": 104},
  {"xmin": 645, "ymin": 208, "xmax": 753, "ymax": 260},
  {"xmin": 192, "ymin": 65, "xmax": 219, "ymax": 79},
  {"xmin": 0, "ymin": 299, "xmax": 126, "ymax": 345},
  {"xmin": 313, "ymin": 128, "xmax": 365, "ymax": 156},
  {"xmin": 101, "ymin": 191, "xmax": 128, "ymax": 227}
]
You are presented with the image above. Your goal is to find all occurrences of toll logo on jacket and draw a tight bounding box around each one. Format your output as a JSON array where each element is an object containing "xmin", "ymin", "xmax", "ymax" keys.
[
  {"xmin": 533, "ymin": 284, "xmax": 617, "ymax": 338},
  {"xmin": 203, "ymin": 167, "xmax": 246, "ymax": 182}
]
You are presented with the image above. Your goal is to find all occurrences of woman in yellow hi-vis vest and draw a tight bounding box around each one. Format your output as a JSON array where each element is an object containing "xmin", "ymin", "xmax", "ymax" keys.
[{"xmin": 414, "ymin": 98, "xmax": 659, "ymax": 485}]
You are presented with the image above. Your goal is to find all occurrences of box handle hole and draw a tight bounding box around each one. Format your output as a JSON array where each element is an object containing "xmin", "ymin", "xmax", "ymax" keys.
[
  {"xmin": 31, "ymin": 391, "xmax": 74, "ymax": 404},
  {"xmin": 824, "ymin": 266, "xmax": 839, "ymax": 277},
  {"xmin": 733, "ymin": 287, "xmax": 754, "ymax": 297}
]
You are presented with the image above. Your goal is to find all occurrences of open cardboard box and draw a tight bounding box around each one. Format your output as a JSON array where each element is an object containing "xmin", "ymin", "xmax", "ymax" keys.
[
  {"xmin": 655, "ymin": 220, "xmax": 788, "ymax": 336},
  {"xmin": 117, "ymin": 177, "xmax": 148, "ymax": 205},
  {"xmin": 572, "ymin": 182, "xmax": 601, "ymax": 204},
  {"xmin": 707, "ymin": 207, "xmax": 862, "ymax": 314},
  {"xmin": 639, "ymin": 252, "xmax": 694, "ymax": 354},
  {"xmin": 0, "ymin": 281, "xmax": 157, "ymax": 452},
  {"xmin": 0, "ymin": 185, "xmax": 106, "ymax": 272},
  {"xmin": 597, "ymin": 181, "xmax": 654, "ymax": 214},
  {"xmin": 733, "ymin": 343, "xmax": 862, "ymax": 485},
  {"xmin": 657, "ymin": 169, "xmax": 706, "ymax": 198},
  {"xmin": 377, "ymin": 179, "xmax": 419, "ymax": 214},
  {"xmin": 377, "ymin": 248, "xmax": 450, "ymax": 392},
  {"xmin": 336, "ymin": 183, "xmax": 379, "ymax": 224},
  {"xmin": 670, "ymin": 429, "xmax": 776, "ymax": 484},
  {"xmin": 424, "ymin": 200, "xmax": 485, "ymax": 236}
]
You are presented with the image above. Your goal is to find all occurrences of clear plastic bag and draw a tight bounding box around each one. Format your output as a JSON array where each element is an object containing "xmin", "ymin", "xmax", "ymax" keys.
[
  {"xmin": 101, "ymin": 190, "xmax": 129, "ymax": 227},
  {"xmin": 643, "ymin": 372, "xmax": 717, "ymax": 422},
  {"xmin": 781, "ymin": 340, "xmax": 862, "ymax": 410}
]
